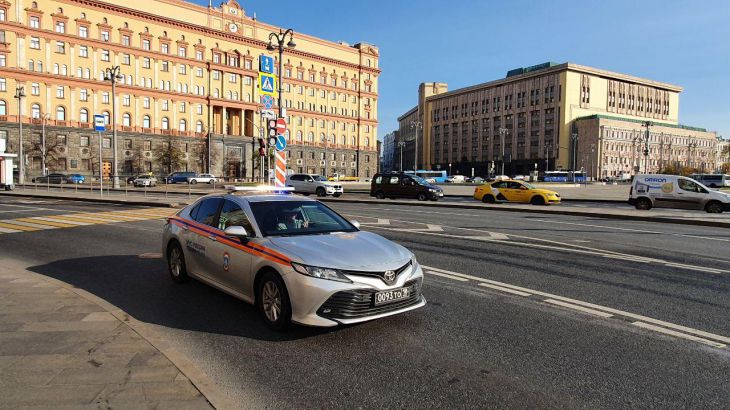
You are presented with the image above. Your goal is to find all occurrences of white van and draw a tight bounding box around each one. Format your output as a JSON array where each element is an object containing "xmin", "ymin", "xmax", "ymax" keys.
[{"xmin": 629, "ymin": 174, "xmax": 730, "ymax": 213}]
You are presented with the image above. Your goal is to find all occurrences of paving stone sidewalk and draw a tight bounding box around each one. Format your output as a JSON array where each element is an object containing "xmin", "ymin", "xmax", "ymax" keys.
[{"xmin": 0, "ymin": 266, "xmax": 212, "ymax": 409}]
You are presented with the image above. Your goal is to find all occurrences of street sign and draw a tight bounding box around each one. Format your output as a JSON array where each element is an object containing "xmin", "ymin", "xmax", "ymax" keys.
[
  {"xmin": 94, "ymin": 115, "xmax": 106, "ymax": 132},
  {"xmin": 261, "ymin": 109, "xmax": 276, "ymax": 120},
  {"xmin": 276, "ymin": 118, "xmax": 287, "ymax": 134},
  {"xmin": 259, "ymin": 73, "xmax": 276, "ymax": 96},
  {"xmin": 275, "ymin": 134, "xmax": 287, "ymax": 151},
  {"xmin": 260, "ymin": 55, "xmax": 274, "ymax": 74},
  {"xmin": 261, "ymin": 95, "xmax": 274, "ymax": 109}
]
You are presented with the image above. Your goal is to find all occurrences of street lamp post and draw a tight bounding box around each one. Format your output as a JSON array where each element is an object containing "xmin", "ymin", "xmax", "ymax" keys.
[
  {"xmin": 410, "ymin": 120, "xmax": 422, "ymax": 173},
  {"xmin": 14, "ymin": 86, "xmax": 25, "ymax": 184},
  {"xmin": 688, "ymin": 141, "xmax": 698, "ymax": 170},
  {"xmin": 321, "ymin": 135, "xmax": 330, "ymax": 176},
  {"xmin": 570, "ymin": 132, "xmax": 578, "ymax": 181},
  {"xmin": 104, "ymin": 66, "xmax": 123, "ymax": 188},
  {"xmin": 544, "ymin": 142, "xmax": 552, "ymax": 174},
  {"xmin": 498, "ymin": 127, "xmax": 508, "ymax": 176},
  {"xmin": 398, "ymin": 141, "xmax": 405, "ymax": 172},
  {"xmin": 590, "ymin": 143, "xmax": 596, "ymax": 182},
  {"xmin": 267, "ymin": 29, "xmax": 295, "ymax": 183},
  {"xmin": 41, "ymin": 112, "xmax": 50, "ymax": 176},
  {"xmin": 643, "ymin": 121, "xmax": 651, "ymax": 174}
]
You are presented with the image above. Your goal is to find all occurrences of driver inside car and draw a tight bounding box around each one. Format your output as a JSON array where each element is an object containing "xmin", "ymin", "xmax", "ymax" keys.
[{"xmin": 277, "ymin": 208, "xmax": 309, "ymax": 230}]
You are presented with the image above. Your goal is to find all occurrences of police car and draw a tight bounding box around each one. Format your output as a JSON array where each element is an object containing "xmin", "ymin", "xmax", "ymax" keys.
[{"xmin": 162, "ymin": 186, "xmax": 425, "ymax": 329}]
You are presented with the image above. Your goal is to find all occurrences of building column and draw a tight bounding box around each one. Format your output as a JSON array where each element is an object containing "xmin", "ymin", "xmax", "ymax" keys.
[{"xmin": 222, "ymin": 106, "xmax": 227, "ymax": 135}]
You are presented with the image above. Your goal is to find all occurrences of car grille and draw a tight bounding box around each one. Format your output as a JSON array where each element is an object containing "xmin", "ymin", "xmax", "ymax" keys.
[
  {"xmin": 316, "ymin": 278, "xmax": 422, "ymax": 320},
  {"xmin": 343, "ymin": 261, "xmax": 411, "ymax": 285}
]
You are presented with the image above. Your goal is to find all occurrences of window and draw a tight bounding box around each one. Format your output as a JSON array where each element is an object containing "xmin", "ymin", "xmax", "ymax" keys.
[
  {"xmin": 80, "ymin": 135, "xmax": 89, "ymax": 146},
  {"xmin": 142, "ymin": 115, "xmax": 151, "ymax": 128},
  {"xmin": 103, "ymin": 138, "xmax": 111, "ymax": 149},
  {"xmin": 217, "ymin": 200, "xmax": 254, "ymax": 232},
  {"xmin": 102, "ymin": 92, "xmax": 110, "ymax": 104},
  {"xmin": 161, "ymin": 43, "xmax": 169, "ymax": 54},
  {"xmin": 161, "ymin": 117, "xmax": 169, "ymax": 130},
  {"xmin": 179, "ymin": 119, "xmax": 186, "ymax": 132},
  {"xmin": 212, "ymin": 70, "xmax": 220, "ymax": 80},
  {"xmin": 142, "ymin": 57, "xmax": 151, "ymax": 69},
  {"xmin": 0, "ymin": 100, "xmax": 5, "ymax": 115},
  {"xmin": 101, "ymin": 49, "xmax": 110, "ymax": 61},
  {"xmin": 31, "ymin": 104, "xmax": 40, "ymax": 119},
  {"xmin": 124, "ymin": 139, "xmax": 132, "ymax": 149},
  {"xmin": 30, "ymin": 37, "xmax": 40, "ymax": 49},
  {"xmin": 161, "ymin": 100, "xmax": 169, "ymax": 111},
  {"xmin": 122, "ymin": 95, "xmax": 130, "ymax": 106},
  {"xmin": 56, "ymin": 106, "xmax": 66, "ymax": 121},
  {"xmin": 31, "ymin": 83, "xmax": 40, "ymax": 95},
  {"xmin": 79, "ymin": 109, "xmax": 89, "ymax": 123},
  {"xmin": 0, "ymin": 55, "xmax": 4, "ymax": 67},
  {"xmin": 229, "ymin": 73, "xmax": 237, "ymax": 83},
  {"xmin": 196, "ymin": 67, "xmax": 204, "ymax": 77},
  {"xmin": 122, "ymin": 113, "xmax": 131, "ymax": 126},
  {"xmin": 161, "ymin": 61, "xmax": 169, "ymax": 72},
  {"xmin": 55, "ymin": 21, "xmax": 65, "ymax": 33},
  {"xmin": 178, "ymin": 47, "xmax": 186, "ymax": 57},
  {"xmin": 196, "ymin": 50, "xmax": 203, "ymax": 60},
  {"xmin": 56, "ymin": 86, "xmax": 64, "ymax": 98},
  {"xmin": 179, "ymin": 102, "xmax": 186, "ymax": 113},
  {"xmin": 29, "ymin": 16, "xmax": 39, "ymax": 29},
  {"xmin": 122, "ymin": 54, "xmax": 130, "ymax": 65},
  {"xmin": 101, "ymin": 30, "xmax": 109, "ymax": 42},
  {"xmin": 196, "ymin": 120, "xmax": 203, "ymax": 133},
  {"xmin": 0, "ymin": 9, "xmax": 5, "ymax": 22},
  {"xmin": 143, "ymin": 97, "xmax": 150, "ymax": 108},
  {"xmin": 103, "ymin": 111, "xmax": 110, "ymax": 124},
  {"xmin": 196, "ymin": 104, "xmax": 203, "ymax": 115},
  {"xmin": 122, "ymin": 35, "xmax": 130, "ymax": 46},
  {"xmin": 78, "ymin": 26, "xmax": 87, "ymax": 38},
  {"xmin": 144, "ymin": 140, "xmax": 152, "ymax": 150},
  {"xmin": 78, "ymin": 45, "xmax": 88, "ymax": 58},
  {"xmin": 192, "ymin": 198, "xmax": 223, "ymax": 227},
  {"xmin": 142, "ymin": 39, "xmax": 150, "ymax": 50},
  {"xmin": 0, "ymin": 78, "xmax": 4, "ymax": 92}
]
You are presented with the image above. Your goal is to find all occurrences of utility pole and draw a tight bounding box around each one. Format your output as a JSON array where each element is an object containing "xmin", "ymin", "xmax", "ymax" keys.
[
  {"xmin": 267, "ymin": 29, "xmax": 295, "ymax": 182},
  {"xmin": 14, "ymin": 86, "xmax": 25, "ymax": 184},
  {"xmin": 590, "ymin": 144, "xmax": 596, "ymax": 182},
  {"xmin": 410, "ymin": 120, "xmax": 422, "ymax": 173},
  {"xmin": 41, "ymin": 113, "xmax": 50, "ymax": 177},
  {"xmin": 570, "ymin": 133, "xmax": 578, "ymax": 181},
  {"xmin": 643, "ymin": 121, "xmax": 651, "ymax": 174},
  {"xmin": 104, "ymin": 66, "xmax": 123, "ymax": 188},
  {"xmin": 498, "ymin": 127, "xmax": 508, "ymax": 176},
  {"xmin": 398, "ymin": 141, "xmax": 405, "ymax": 172},
  {"xmin": 545, "ymin": 143, "xmax": 551, "ymax": 174}
]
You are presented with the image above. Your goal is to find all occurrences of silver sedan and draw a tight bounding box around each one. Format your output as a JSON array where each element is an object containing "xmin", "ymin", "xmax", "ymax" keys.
[{"xmin": 162, "ymin": 189, "xmax": 425, "ymax": 329}]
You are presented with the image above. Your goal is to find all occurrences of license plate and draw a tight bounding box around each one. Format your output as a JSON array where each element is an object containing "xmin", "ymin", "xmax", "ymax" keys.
[{"xmin": 374, "ymin": 287, "xmax": 410, "ymax": 305}]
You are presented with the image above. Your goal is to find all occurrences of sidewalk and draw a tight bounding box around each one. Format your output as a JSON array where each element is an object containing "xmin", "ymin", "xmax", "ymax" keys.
[{"xmin": 0, "ymin": 263, "xmax": 213, "ymax": 409}]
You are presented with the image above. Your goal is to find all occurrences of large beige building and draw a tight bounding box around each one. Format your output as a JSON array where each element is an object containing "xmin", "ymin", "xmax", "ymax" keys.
[
  {"xmin": 397, "ymin": 62, "xmax": 719, "ymax": 177},
  {"xmin": 0, "ymin": 0, "xmax": 380, "ymax": 181}
]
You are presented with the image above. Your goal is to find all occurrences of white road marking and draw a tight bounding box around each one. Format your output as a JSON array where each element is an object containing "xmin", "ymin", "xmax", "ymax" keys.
[
  {"xmin": 0, "ymin": 220, "xmax": 58, "ymax": 229},
  {"xmin": 0, "ymin": 226, "xmax": 22, "ymax": 233},
  {"xmin": 0, "ymin": 203, "xmax": 55, "ymax": 211},
  {"xmin": 358, "ymin": 218, "xmax": 391, "ymax": 226},
  {"xmin": 423, "ymin": 265, "xmax": 730, "ymax": 347},
  {"xmin": 30, "ymin": 217, "xmax": 93, "ymax": 226},
  {"xmin": 544, "ymin": 299, "xmax": 614, "ymax": 318},
  {"xmin": 403, "ymin": 224, "xmax": 444, "ymax": 232},
  {"xmin": 632, "ymin": 322, "xmax": 726, "ymax": 349},
  {"xmin": 426, "ymin": 270, "xmax": 469, "ymax": 282},
  {"xmin": 478, "ymin": 282, "xmax": 532, "ymax": 297}
]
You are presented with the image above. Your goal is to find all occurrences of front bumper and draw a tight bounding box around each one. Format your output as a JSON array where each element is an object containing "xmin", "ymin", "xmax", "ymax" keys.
[{"xmin": 283, "ymin": 262, "xmax": 426, "ymax": 327}]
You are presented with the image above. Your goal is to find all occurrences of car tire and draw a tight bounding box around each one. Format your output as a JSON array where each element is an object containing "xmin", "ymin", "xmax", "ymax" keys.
[
  {"xmin": 190, "ymin": 179, "xmax": 197, "ymax": 185},
  {"xmin": 635, "ymin": 197, "xmax": 652, "ymax": 210},
  {"xmin": 375, "ymin": 191, "xmax": 385, "ymax": 199},
  {"xmin": 208, "ymin": 180, "xmax": 214, "ymax": 184},
  {"xmin": 316, "ymin": 187, "xmax": 326, "ymax": 197},
  {"xmin": 705, "ymin": 201, "xmax": 724, "ymax": 214},
  {"xmin": 482, "ymin": 195, "xmax": 495, "ymax": 204},
  {"xmin": 530, "ymin": 196, "xmax": 546, "ymax": 206},
  {"xmin": 257, "ymin": 272, "xmax": 291, "ymax": 331},
  {"xmin": 709, "ymin": 184, "xmax": 718, "ymax": 188},
  {"xmin": 167, "ymin": 242, "xmax": 190, "ymax": 284},
  {"xmin": 333, "ymin": 193, "xmax": 342, "ymax": 198},
  {"xmin": 417, "ymin": 192, "xmax": 428, "ymax": 201}
]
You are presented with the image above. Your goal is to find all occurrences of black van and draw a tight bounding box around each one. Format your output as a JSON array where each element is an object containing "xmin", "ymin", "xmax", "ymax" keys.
[{"xmin": 370, "ymin": 173, "xmax": 444, "ymax": 201}]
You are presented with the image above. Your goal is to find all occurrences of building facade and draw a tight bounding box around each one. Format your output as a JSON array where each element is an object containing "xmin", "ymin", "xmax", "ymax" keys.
[
  {"xmin": 380, "ymin": 130, "xmax": 396, "ymax": 173},
  {"xmin": 0, "ymin": 0, "xmax": 379, "ymax": 181},
  {"xmin": 398, "ymin": 62, "xmax": 718, "ymax": 177}
]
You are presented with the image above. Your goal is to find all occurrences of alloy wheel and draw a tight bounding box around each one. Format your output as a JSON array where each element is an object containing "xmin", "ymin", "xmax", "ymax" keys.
[{"xmin": 262, "ymin": 281, "xmax": 282, "ymax": 322}]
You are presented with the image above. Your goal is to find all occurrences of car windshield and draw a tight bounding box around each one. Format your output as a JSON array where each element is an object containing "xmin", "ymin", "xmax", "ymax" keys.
[
  {"xmin": 312, "ymin": 175, "xmax": 328, "ymax": 181},
  {"xmin": 249, "ymin": 200, "xmax": 357, "ymax": 237},
  {"xmin": 412, "ymin": 176, "xmax": 431, "ymax": 186},
  {"xmin": 522, "ymin": 182, "xmax": 536, "ymax": 189}
]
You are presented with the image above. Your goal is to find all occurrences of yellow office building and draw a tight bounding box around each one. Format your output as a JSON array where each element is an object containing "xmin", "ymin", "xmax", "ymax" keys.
[{"xmin": 0, "ymin": 0, "xmax": 380, "ymax": 180}]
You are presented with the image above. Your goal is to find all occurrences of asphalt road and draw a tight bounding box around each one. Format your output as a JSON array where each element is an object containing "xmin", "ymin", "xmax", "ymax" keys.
[{"xmin": 1, "ymin": 196, "xmax": 728, "ymax": 408}]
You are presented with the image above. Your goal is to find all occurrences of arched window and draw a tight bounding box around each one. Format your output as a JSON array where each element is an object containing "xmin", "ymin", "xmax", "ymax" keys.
[
  {"xmin": 307, "ymin": 132, "xmax": 314, "ymax": 143},
  {"xmin": 79, "ymin": 108, "xmax": 89, "ymax": 123},
  {"xmin": 76, "ymin": 67, "xmax": 82, "ymax": 77},
  {"xmin": 31, "ymin": 104, "xmax": 41, "ymax": 119},
  {"xmin": 178, "ymin": 119, "xmax": 186, "ymax": 132},
  {"xmin": 37, "ymin": 62, "xmax": 43, "ymax": 72},
  {"xmin": 56, "ymin": 106, "xmax": 66, "ymax": 121},
  {"xmin": 351, "ymin": 136, "xmax": 356, "ymax": 146},
  {"xmin": 53, "ymin": 64, "xmax": 59, "ymax": 75},
  {"xmin": 84, "ymin": 68, "xmax": 90, "ymax": 79},
  {"xmin": 161, "ymin": 117, "xmax": 169, "ymax": 130},
  {"xmin": 296, "ymin": 130, "xmax": 303, "ymax": 141},
  {"xmin": 0, "ymin": 100, "xmax": 6, "ymax": 116},
  {"xmin": 196, "ymin": 120, "xmax": 203, "ymax": 133},
  {"xmin": 61, "ymin": 65, "xmax": 67, "ymax": 76},
  {"xmin": 319, "ymin": 133, "xmax": 325, "ymax": 144},
  {"xmin": 122, "ymin": 113, "xmax": 131, "ymax": 127},
  {"xmin": 28, "ymin": 60, "xmax": 34, "ymax": 71},
  {"xmin": 364, "ymin": 137, "xmax": 370, "ymax": 146},
  {"xmin": 142, "ymin": 115, "xmax": 151, "ymax": 128},
  {"xmin": 103, "ymin": 111, "xmax": 110, "ymax": 125},
  {"xmin": 330, "ymin": 134, "xmax": 335, "ymax": 146},
  {"xmin": 341, "ymin": 135, "xmax": 346, "ymax": 145}
]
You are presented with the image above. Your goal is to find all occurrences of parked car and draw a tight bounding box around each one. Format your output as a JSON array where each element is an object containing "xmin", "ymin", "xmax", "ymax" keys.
[
  {"xmin": 188, "ymin": 173, "xmax": 217, "ymax": 184},
  {"xmin": 162, "ymin": 189, "xmax": 425, "ymax": 329},
  {"xmin": 327, "ymin": 173, "xmax": 359, "ymax": 182},
  {"xmin": 66, "ymin": 174, "xmax": 85, "ymax": 184},
  {"xmin": 286, "ymin": 174, "xmax": 343, "ymax": 197},
  {"xmin": 446, "ymin": 175, "xmax": 466, "ymax": 183},
  {"xmin": 512, "ymin": 175, "xmax": 526, "ymax": 181},
  {"xmin": 133, "ymin": 175, "xmax": 158, "ymax": 187},
  {"xmin": 629, "ymin": 174, "xmax": 730, "ymax": 213},
  {"xmin": 371, "ymin": 173, "xmax": 444, "ymax": 201},
  {"xmin": 473, "ymin": 180, "xmax": 561, "ymax": 205},
  {"xmin": 32, "ymin": 173, "xmax": 67, "ymax": 184},
  {"xmin": 164, "ymin": 171, "xmax": 196, "ymax": 184},
  {"xmin": 472, "ymin": 177, "xmax": 485, "ymax": 184}
]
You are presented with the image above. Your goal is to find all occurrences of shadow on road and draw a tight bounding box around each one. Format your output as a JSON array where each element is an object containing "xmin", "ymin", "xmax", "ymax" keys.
[{"xmin": 28, "ymin": 255, "xmax": 337, "ymax": 342}]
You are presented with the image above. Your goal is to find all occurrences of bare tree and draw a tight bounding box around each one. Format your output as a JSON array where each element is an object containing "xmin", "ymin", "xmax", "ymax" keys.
[
  {"xmin": 153, "ymin": 136, "xmax": 185, "ymax": 174},
  {"xmin": 23, "ymin": 134, "xmax": 67, "ymax": 175}
]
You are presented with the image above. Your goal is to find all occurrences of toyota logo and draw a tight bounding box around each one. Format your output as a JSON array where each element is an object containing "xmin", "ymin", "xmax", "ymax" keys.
[{"xmin": 383, "ymin": 270, "xmax": 396, "ymax": 282}]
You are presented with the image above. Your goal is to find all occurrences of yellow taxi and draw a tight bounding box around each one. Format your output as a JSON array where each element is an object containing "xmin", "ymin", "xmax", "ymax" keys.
[{"xmin": 473, "ymin": 180, "xmax": 561, "ymax": 205}]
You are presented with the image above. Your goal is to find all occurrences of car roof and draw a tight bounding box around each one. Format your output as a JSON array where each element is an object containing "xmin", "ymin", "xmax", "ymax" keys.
[{"xmin": 197, "ymin": 193, "xmax": 318, "ymax": 204}]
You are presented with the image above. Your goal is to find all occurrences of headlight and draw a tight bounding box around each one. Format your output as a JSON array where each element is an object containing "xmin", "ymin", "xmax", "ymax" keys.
[
  {"xmin": 429, "ymin": 188, "xmax": 437, "ymax": 192},
  {"xmin": 291, "ymin": 262, "xmax": 352, "ymax": 283},
  {"xmin": 411, "ymin": 255, "xmax": 420, "ymax": 273}
]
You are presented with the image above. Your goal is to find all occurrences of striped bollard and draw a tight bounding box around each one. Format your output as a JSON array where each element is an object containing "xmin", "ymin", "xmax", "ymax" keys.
[{"xmin": 274, "ymin": 151, "xmax": 287, "ymax": 187}]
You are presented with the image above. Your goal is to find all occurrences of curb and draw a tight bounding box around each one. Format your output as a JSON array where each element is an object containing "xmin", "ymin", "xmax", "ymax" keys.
[
  {"xmin": 5, "ymin": 261, "xmax": 236, "ymax": 410},
  {"xmin": 0, "ymin": 191, "xmax": 186, "ymax": 208},
  {"xmin": 343, "ymin": 190, "xmax": 625, "ymax": 203},
  {"xmin": 320, "ymin": 197, "xmax": 730, "ymax": 229}
]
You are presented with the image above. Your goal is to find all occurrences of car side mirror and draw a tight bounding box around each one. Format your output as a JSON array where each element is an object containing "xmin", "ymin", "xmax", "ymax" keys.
[
  {"xmin": 350, "ymin": 220, "xmax": 360, "ymax": 229},
  {"xmin": 224, "ymin": 225, "xmax": 249, "ymax": 238}
]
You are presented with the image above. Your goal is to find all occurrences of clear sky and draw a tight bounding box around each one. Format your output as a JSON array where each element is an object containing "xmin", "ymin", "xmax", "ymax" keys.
[{"xmin": 191, "ymin": 0, "xmax": 730, "ymax": 141}]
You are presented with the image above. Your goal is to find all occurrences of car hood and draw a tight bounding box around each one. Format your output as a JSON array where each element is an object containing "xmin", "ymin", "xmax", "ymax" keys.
[
  {"xmin": 710, "ymin": 190, "xmax": 730, "ymax": 202},
  {"xmin": 267, "ymin": 230, "xmax": 411, "ymax": 270}
]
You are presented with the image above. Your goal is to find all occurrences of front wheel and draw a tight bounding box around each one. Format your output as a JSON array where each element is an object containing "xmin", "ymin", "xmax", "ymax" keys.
[
  {"xmin": 257, "ymin": 272, "xmax": 291, "ymax": 330},
  {"xmin": 207, "ymin": 180, "xmax": 214, "ymax": 184},
  {"xmin": 635, "ymin": 197, "xmax": 652, "ymax": 210},
  {"xmin": 705, "ymin": 201, "xmax": 724, "ymax": 214},
  {"xmin": 190, "ymin": 179, "xmax": 198, "ymax": 185},
  {"xmin": 375, "ymin": 191, "xmax": 385, "ymax": 199},
  {"xmin": 530, "ymin": 196, "xmax": 546, "ymax": 206},
  {"xmin": 316, "ymin": 187, "xmax": 326, "ymax": 197},
  {"xmin": 167, "ymin": 242, "xmax": 190, "ymax": 283},
  {"xmin": 417, "ymin": 192, "xmax": 428, "ymax": 201},
  {"xmin": 482, "ymin": 194, "xmax": 495, "ymax": 204}
]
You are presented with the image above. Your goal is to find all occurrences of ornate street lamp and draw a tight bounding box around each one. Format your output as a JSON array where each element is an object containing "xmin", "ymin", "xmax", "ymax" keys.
[
  {"xmin": 14, "ymin": 86, "xmax": 25, "ymax": 184},
  {"xmin": 104, "ymin": 65, "xmax": 124, "ymax": 188}
]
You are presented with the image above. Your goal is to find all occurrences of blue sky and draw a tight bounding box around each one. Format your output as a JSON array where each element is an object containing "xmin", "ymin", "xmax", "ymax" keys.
[{"xmin": 192, "ymin": 0, "xmax": 730, "ymax": 141}]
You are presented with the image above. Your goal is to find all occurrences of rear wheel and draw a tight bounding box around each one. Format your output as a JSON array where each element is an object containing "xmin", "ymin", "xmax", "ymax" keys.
[
  {"xmin": 190, "ymin": 179, "xmax": 197, "ymax": 185},
  {"xmin": 207, "ymin": 180, "xmax": 214, "ymax": 184},
  {"xmin": 482, "ymin": 194, "xmax": 495, "ymax": 204},
  {"xmin": 635, "ymin": 197, "xmax": 652, "ymax": 210},
  {"xmin": 375, "ymin": 191, "xmax": 385, "ymax": 199},
  {"xmin": 417, "ymin": 192, "xmax": 428, "ymax": 201},
  {"xmin": 316, "ymin": 187, "xmax": 326, "ymax": 197},
  {"xmin": 530, "ymin": 196, "xmax": 546, "ymax": 205},
  {"xmin": 705, "ymin": 201, "xmax": 724, "ymax": 214},
  {"xmin": 257, "ymin": 272, "xmax": 291, "ymax": 330},
  {"xmin": 167, "ymin": 242, "xmax": 189, "ymax": 283}
]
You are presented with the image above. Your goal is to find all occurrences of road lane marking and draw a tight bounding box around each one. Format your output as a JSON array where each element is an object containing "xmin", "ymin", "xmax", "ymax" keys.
[
  {"xmin": 632, "ymin": 322, "xmax": 726, "ymax": 349},
  {"xmin": 0, "ymin": 225, "xmax": 23, "ymax": 233},
  {"xmin": 358, "ymin": 218, "xmax": 391, "ymax": 226},
  {"xmin": 46, "ymin": 215, "xmax": 107, "ymax": 224},
  {"xmin": 0, "ymin": 221, "xmax": 43, "ymax": 231},
  {"xmin": 544, "ymin": 299, "xmax": 614, "ymax": 318},
  {"xmin": 478, "ymin": 282, "xmax": 532, "ymax": 297},
  {"xmin": 425, "ymin": 270, "xmax": 470, "ymax": 282},
  {"xmin": 423, "ymin": 265, "xmax": 730, "ymax": 347},
  {"xmin": 0, "ymin": 220, "xmax": 59, "ymax": 230},
  {"xmin": 25, "ymin": 217, "xmax": 91, "ymax": 226}
]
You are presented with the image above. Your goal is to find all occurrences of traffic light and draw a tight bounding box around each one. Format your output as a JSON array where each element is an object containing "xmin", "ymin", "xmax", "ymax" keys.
[
  {"xmin": 258, "ymin": 147, "xmax": 266, "ymax": 157},
  {"xmin": 258, "ymin": 138, "xmax": 265, "ymax": 148},
  {"xmin": 643, "ymin": 149, "xmax": 649, "ymax": 156}
]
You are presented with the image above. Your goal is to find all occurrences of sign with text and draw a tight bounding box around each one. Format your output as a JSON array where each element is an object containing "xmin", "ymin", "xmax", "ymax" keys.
[{"xmin": 94, "ymin": 115, "xmax": 105, "ymax": 132}]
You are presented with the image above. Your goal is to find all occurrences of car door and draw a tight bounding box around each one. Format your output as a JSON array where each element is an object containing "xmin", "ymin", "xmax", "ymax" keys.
[
  {"xmin": 386, "ymin": 175, "xmax": 400, "ymax": 197},
  {"xmin": 499, "ymin": 182, "xmax": 521, "ymax": 202},
  {"xmin": 210, "ymin": 199, "xmax": 254, "ymax": 293},
  {"xmin": 401, "ymin": 177, "xmax": 419, "ymax": 198},
  {"xmin": 511, "ymin": 182, "xmax": 532, "ymax": 203},
  {"xmin": 186, "ymin": 197, "xmax": 224, "ymax": 277},
  {"xmin": 676, "ymin": 178, "xmax": 707, "ymax": 210}
]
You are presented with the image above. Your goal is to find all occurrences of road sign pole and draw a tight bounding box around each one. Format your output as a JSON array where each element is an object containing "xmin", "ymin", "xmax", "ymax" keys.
[{"xmin": 98, "ymin": 131, "xmax": 103, "ymax": 197}]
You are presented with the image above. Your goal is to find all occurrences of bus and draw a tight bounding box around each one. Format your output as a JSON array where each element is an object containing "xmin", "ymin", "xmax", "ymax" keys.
[
  {"xmin": 689, "ymin": 174, "xmax": 730, "ymax": 188},
  {"xmin": 404, "ymin": 170, "xmax": 448, "ymax": 183},
  {"xmin": 543, "ymin": 171, "xmax": 586, "ymax": 183}
]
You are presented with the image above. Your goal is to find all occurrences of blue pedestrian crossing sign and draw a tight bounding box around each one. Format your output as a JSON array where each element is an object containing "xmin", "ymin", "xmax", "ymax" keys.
[
  {"xmin": 260, "ymin": 55, "xmax": 274, "ymax": 74},
  {"xmin": 275, "ymin": 134, "xmax": 287, "ymax": 151},
  {"xmin": 94, "ymin": 115, "xmax": 105, "ymax": 132},
  {"xmin": 259, "ymin": 73, "xmax": 277, "ymax": 96}
]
